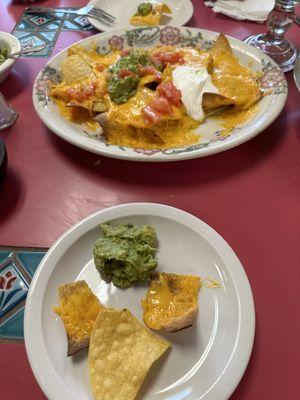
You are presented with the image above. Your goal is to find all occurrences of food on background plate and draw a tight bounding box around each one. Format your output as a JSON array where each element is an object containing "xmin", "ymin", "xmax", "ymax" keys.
[
  {"xmin": 130, "ymin": 2, "xmax": 172, "ymax": 26},
  {"xmin": 93, "ymin": 223, "xmax": 158, "ymax": 289},
  {"xmin": 0, "ymin": 47, "xmax": 8, "ymax": 65},
  {"xmin": 89, "ymin": 308, "xmax": 170, "ymax": 400},
  {"xmin": 49, "ymin": 33, "xmax": 262, "ymax": 150},
  {"xmin": 53, "ymin": 280, "xmax": 105, "ymax": 356},
  {"xmin": 142, "ymin": 272, "xmax": 201, "ymax": 332}
]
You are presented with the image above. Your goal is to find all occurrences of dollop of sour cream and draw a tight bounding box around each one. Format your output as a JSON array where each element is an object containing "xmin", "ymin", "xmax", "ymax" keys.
[{"xmin": 172, "ymin": 65, "xmax": 219, "ymax": 121}]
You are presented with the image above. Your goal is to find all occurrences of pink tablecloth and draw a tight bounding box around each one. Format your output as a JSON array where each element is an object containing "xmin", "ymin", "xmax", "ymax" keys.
[{"xmin": 0, "ymin": 0, "xmax": 299, "ymax": 399}]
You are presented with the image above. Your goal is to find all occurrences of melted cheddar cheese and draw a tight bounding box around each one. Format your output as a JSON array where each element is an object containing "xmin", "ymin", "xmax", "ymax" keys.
[
  {"xmin": 209, "ymin": 34, "xmax": 262, "ymax": 109},
  {"xmin": 53, "ymin": 280, "xmax": 103, "ymax": 342},
  {"xmin": 214, "ymin": 104, "xmax": 259, "ymax": 136},
  {"xmin": 142, "ymin": 273, "xmax": 201, "ymax": 331},
  {"xmin": 49, "ymin": 34, "xmax": 263, "ymax": 150},
  {"xmin": 54, "ymin": 99, "xmax": 100, "ymax": 131},
  {"xmin": 104, "ymin": 86, "xmax": 199, "ymax": 148},
  {"xmin": 130, "ymin": 3, "xmax": 171, "ymax": 26}
]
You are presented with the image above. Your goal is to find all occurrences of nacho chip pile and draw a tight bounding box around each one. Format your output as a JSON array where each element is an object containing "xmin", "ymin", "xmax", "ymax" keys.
[{"xmin": 50, "ymin": 34, "xmax": 262, "ymax": 150}]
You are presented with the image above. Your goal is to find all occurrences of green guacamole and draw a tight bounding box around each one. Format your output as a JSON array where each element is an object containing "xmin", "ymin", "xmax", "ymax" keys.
[
  {"xmin": 93, "ymin": 223, "xmax": 158, "ymax": 289},
  {"xmin": 136, "ymin": 3, "xmax": 153, "ymax": 16},
  {"xmin": 108, "ymin": 51, "xmax": 150, "ymax": 104},
  {"xmin": 0, "ymin": 47, "xmax": 8, "ymax": 65},
  {"xmin": 108, "ymin": 75, "xmax": 139, "ymax": 104}
]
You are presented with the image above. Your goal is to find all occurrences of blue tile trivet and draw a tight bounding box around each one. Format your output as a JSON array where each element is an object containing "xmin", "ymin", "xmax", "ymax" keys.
[
  {"xmin": 12, "ymin": 8, "xmax": 94, "ymax": 58},
  {"xmin": 0, "ymin": 249, "xmax": 46, "ymax": 341}
]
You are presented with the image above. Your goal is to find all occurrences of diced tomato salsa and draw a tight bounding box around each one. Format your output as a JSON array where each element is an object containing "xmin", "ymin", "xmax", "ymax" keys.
[
  {"xmin": 143, "ymin": 81, "xmax": 182, "ymax": 125},
  {"xmin": 157, "ymin": 81, "xmax": 181, "ymax": 106},
  {"xmin": 151, "ymin": 51, "xmax": 184, "ymax": 68}
]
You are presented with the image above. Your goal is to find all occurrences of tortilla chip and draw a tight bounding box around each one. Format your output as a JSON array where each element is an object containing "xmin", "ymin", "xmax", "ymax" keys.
[
  {"xmin": 88, "ymin": 309, "xmax": 170, "ymax": 400},
  {"xmin": 209, "ymin": 33, "xmax": 233, "ymax": 58},
  {"xmin": 157, "ymin": 3, "xmax": 172, "ymax": 14},
  {"xmin": 203, "ymin": 93, "xmax": 233, "ymax": 112},
  {"xmin": 53, "ymin": 280, "xmax": 104, "ymax": 356},
  {"xmin": 209, "ymin": 34, "xmax": 262, "ymax": 109},
  {"xmin": 60, "ymin": 54, "xmax": 93, "ymax": 84}
]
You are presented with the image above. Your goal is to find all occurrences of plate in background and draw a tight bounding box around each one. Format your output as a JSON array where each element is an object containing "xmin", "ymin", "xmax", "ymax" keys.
[{"xmin": 87, "ymin": 0, "xmax": 194, "ymax": 31}]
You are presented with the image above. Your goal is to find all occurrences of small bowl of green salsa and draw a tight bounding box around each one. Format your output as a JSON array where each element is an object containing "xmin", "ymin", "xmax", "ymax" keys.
[
  {"xmin": 0, "ymin": 31, "xmax": 21, "ymax": 83},
  {"xmin": 0, "ymin": 47, "xmax": 8, "ymax": 66}
]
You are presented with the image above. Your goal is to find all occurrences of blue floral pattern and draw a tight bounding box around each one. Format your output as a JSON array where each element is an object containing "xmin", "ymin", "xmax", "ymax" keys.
[{"xmin": 0, "ymin": 265, "xmax": 28, "ymax": 319}]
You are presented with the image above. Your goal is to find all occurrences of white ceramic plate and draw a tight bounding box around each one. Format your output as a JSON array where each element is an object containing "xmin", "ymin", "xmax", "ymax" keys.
[
  {"xmin": 87, "ymin": 0, "xmax": 193, "ymax": 31},
  {"xmin": 24, "ymin": 203, "xmax": 255, "ymax": 400},
  {"xmin": 33, "ymin": 27, "xmax": 287, "ymax": 162}
]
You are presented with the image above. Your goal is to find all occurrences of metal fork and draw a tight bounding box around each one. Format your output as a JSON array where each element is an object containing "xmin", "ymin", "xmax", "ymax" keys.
[{"xmin": 25, "ymin": 6, "xmax": 116, "ymax": 24}]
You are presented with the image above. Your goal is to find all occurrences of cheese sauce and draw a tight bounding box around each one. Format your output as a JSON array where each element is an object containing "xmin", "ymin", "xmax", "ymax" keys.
[
  {"xmin": 55, "ymin": 99, "xmax": 99, "ymax": 131},
  {"xmin": 142, "ymin": 273, "xmax": 201, "ymax": 330},
  {"xmin": 50, "ymin": 36, "xmax": 263, "ymax": 150},
  {"xmin": 105, "ymin": 117, "xmax": 199, "ymax": 149},
  {"xmin": 214, "ymin": 104, "xmax": 259, "ymax": 136}
]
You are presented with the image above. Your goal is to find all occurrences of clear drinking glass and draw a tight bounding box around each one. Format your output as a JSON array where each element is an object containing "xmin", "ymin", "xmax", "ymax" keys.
[
  {"xmin": 244, "ymin": 0, "xmax": 297, "ymax": 72},
  {"xmin": 0, "ymin": 92, "xmax": 18, "ymax": 130}
]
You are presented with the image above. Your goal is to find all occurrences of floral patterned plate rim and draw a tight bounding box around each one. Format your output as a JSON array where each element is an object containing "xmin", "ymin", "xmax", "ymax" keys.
[
  {"xmin": 293, "ymin": 56, "xmax": 300, "ymax": 92},
  {"xmin": 33, "ymin": 26, "xmax": 287, "ymax": 162},
  {"xmin": 86, "ymin": 0, "xmax": 194, "ymax": 32}
]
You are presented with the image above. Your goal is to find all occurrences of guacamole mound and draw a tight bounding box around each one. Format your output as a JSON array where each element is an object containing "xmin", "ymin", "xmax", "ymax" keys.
[
  {"xmin": 108, "ymin": 51, "xmax": 151, "ymax": 104},
  {"xmin": 93, "ymin": 223, "xmax": 158, "ymax": 289},
  {"xmin": 136, "ymin": 3, "xmax": 153, "ymax": 16}
]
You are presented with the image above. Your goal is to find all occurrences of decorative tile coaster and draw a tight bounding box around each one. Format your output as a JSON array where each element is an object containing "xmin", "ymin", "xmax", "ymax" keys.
[
  {"xmin": 13, "ymin": 29, "xmax": 60, "ymax": 57},
  {"xmin": 0, "ymin": 249, "xmax": 47, "ymax": 341},
  {"xmin": 12, "ymin": 8, "xmax": 94, "ymax": 57}
]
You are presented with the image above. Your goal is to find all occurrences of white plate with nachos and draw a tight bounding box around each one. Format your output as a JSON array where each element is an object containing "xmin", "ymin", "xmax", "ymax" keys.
[
  {"xmin": 33, "ymin": 26, "xmax": 287, "ymax": 162},
  {"xmin": 87, "ymin": 0, "xmax": 194, "ymax": 32},
  {"xmin": 24, "ymin": 203, "xmax": 255, "ymax": 400}
]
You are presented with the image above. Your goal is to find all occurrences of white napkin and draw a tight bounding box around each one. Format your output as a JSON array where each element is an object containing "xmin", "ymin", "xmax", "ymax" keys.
[{"xmin": 205, "ymin": 0, "xmax": 275, "ymax": 22}]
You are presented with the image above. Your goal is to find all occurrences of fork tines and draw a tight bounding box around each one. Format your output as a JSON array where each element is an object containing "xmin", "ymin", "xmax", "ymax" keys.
[
  {"xmin": 89, "ymin": 7, "xmax": 116, "ymax": 23},
  {"xmin": 94, "ymin": 7, "xmax": 116, "ymax": 20}
]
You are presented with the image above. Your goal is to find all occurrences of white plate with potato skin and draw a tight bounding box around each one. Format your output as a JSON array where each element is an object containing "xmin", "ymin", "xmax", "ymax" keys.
[
  {"xmin": 24, "ymin": 203, "xmax": 255, "ymax": 400},
  {"xmin": 87, "ymin": 0, "xmax": 194, "ymax": 32}
]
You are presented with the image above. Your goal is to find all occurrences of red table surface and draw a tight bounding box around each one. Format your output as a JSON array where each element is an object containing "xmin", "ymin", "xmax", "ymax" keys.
[{"xmin": 0, "ymin": 0, "xmax": 300, "ymax": 399}]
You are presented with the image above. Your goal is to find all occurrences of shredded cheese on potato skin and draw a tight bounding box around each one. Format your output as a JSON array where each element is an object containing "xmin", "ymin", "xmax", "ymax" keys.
[
  {"xmin": 142, "ymin": 273, "xmax": 201, "ymax": 330},
  {"xmin": 53, "ymin": 281, "xmax": 103, "ymax": 341}
]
